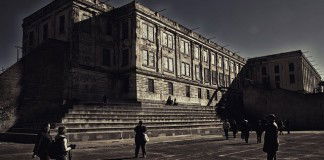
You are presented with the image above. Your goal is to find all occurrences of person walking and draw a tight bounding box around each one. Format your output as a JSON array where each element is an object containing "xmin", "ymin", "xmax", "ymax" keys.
[
  {"xmin": 231, "ymin": 120, "xmax": 238, "ymax": 138},
  {"xmin": 277, "ymin": 119, "xmax": 284, "ymax": 135},
  {"xmin": 285, "ymin": 119, "xmax": 290, "ymax": 134},
  {"xmin": 134, "ymin": 120, "xmax": 147, "ymax": 158},
  {"xmin": 223, "ymin": 119, "xmax": 230, "ymax": 140},
  {"xmin": 256, "ymin": 120, "xmax": 264, "ymax": 143},
  {"xmin": 241, "ymin": 119, "xmax": 250, "ymax": 143},
  {"xmin": 32, "ymin": 123, "xmax": 52, "ymax": 160},
  {"xmin": 54, "ymin": 126, "xmax": 76, "ymax": 160},
  {"xmin": 263, "ymin": 114, "xmax": 279, "ymax": 160}
]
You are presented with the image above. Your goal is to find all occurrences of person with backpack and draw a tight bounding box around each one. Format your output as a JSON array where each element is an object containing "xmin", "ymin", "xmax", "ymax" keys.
[
  {"xmin": 32, "ymin": 123, "xmax": 52, "ymax": 160},
  {"xmin": 134, "ymin": 120, "xmax": 147, "ymax": 158},
  {"xmin": 53, "ymin": 126, "xmax": 76, "ymax": 160}
]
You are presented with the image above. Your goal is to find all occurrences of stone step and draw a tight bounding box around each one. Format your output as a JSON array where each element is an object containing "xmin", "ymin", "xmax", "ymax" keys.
[
  {"xmin": 67, "ymin": 109, "xmax": 215, "ymax": 115},
  {"xmin": 61, "ymin": 117, "xmax": 219, "ymax": 123},
  {"xmin": 66, "ymin": 111, "xmax": 216, "ymax": 117}
]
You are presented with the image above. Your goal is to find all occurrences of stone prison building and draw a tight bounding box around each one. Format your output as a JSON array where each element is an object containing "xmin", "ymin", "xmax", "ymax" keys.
[{"xmin": 0, "ymin": 0, "xmax": 246, "ymax": 142}]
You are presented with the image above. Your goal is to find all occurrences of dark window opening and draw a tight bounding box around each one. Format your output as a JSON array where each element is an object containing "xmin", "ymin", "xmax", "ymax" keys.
[
  {"xmin": 148, "ymin": 79, "xmax": 154, "ymax": 93},
  {"xmin": 262, "ymin": 67, "xmax": 267, "ymax": 75},
  {"xmin": 106, "ymin": 21, "xmax": 112, "ymax": 35},
  {"xmin": 204, "ymin": 68, "xmax": 210, "ymax": 83},
  {"xmin": 122, "ymin": 21, "xmax": 128, "ymax": 39},
  {"xmin": 212, "ymin": 71, "xmax": 217, "ymax": 85},
  {"xmin": 102, "ymin": 49, "xmax": 111, "ymax": 66},
  {"xmin": 289, "ymin": 63, "xmax": 295, "ymax": 72},
  {"xmin": 59, "ymin": 15, "xmax": 65, "ymax": 34},
  {"xmin": 206, "ymin": 90, "xmax": 210, "ymax": 99},
  {"xmin": 290, "ymin": 74, "xmax": 295, "ymax": 84},
  {"xmin": 198, "ymin": 88, "xmax": 202, "ymax": 99},
  {"xmin": 121, "ymin": 49, "xmax": 129, "ymax": 66},
  {"xmin": 168, "ymin": 82, "xmax": 173, "ymax": 95},
  {"xmin": 185, "ymin": 86, "xmax": 190, "ymax": 97},
  {"xmin": 275, "ymin": 75, "xmax": 280, "ymax": 82},
  {"xmin": 274, "ymin": 65, "xmax": 280, "ymax": 73},
  {"xmin": 276, "ymin": 82, "xmax": 280, "ymax": 89},
  {"xmin": 43, "ymin": 24, "xmax": 48, "ymax": 40}
]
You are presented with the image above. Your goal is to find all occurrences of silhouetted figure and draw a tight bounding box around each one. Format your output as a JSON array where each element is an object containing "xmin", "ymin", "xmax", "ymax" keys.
[
  {"xmin": 277, "ymin": 119, "xmax": 284, "ymax": 135},
  {"xmin": 263, "ymin": 114, "xmax": 279, "ymax": 160},
  {"xmin": 103, "ymin": 95, "xmax": 108, "ymax": 104},
  {"xmin": 166, "ymin": 96, "xmax": 173, "ymax": 105},
  {"xmin": 285, "ymin": 119, "xmax": 290, "ymax": 134},
  {"xmin": 256, "ymin": 120, "xmax": 264, "ymax": 143},
  {"xmin": 173, "ymin": 98, "xmax": 178, "ymax": 106},
  {"xmin": 134, "ymin": 120, "xmax": 147, "ymax": 158},
  {"xmin": 231, "ymin": 120, "xmax": 238, "ymax": 138},
  {"xmin": 223, "ymin": 119, "xmax": 230, "ymax": 140},
  {"xmin": 53, "ymin": 126, "xmax": 76, "ymax": 160},
  {"xmin": 241, "ymin": 119, "xmax": 250, "ymax": 143},
  {"xmin": 33, "ymin": 123, "xmax": 52, "ymax": 160}
]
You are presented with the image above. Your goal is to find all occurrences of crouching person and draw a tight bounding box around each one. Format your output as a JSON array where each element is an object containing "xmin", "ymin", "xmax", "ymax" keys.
[{"xmin": 53, "ymin": 126, "xmax": 76, "ymax": 160}]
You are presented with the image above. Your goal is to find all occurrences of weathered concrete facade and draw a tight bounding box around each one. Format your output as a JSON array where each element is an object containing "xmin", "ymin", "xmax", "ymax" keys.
[
  {"xmin": 245, "ymin": 50, "xmax": 321, "ymax": 93},
  {"xmin": 21, "ymin": 0, "xmax": 246, "ymax": 106}
]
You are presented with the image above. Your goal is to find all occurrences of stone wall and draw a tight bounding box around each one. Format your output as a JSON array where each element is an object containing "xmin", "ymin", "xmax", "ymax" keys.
[{"xmin": 244, "ymin": 86, "xmax": 324, "ymax": 130}]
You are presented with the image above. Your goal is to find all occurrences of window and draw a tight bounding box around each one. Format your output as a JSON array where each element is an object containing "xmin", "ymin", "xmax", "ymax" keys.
[
  {"xmin": 43, "ymin": 23, "xmax": 48, "ymax": 40},
  {"xmin": 206, "ymin": 90, "xmax": 210, "ymax": 99},
  {"xmin": 203, "ymin": 50, "xmax": 208, "ymax": 62},
  {"xmin": 181, "ymin": 62, "xmax": 190, "ymax": 76},
  {"xmin": 275, "ymin": 75, "xmax": 280, "ymax": 82},
  {"xmin": 290, "ymin": 74, "xmax": 295, "ymax": 84},
  {"xmin": 195, "ymin": 65, "xmax": 200, "ymax": 80},
  {"xmin": 185, "ymin": 86, "xmax": 190, "ymax": 97},
  {"xmin": 262, "ymin": 67, "xmax": 267, "ymax": 75},
  {"xmin": 29, "ymin": 31, "xmax": 34, "ymax": 46},
  {"xmin": 230, "ymin": 61, "xmax": 234, "ymax": 72},
  {"xmin": 163, "ymin": 57, "xmax": 174, "ymax": 72},
  {"xmin": 180, "ymin": 40, "xmax": 190, "ymax": 55},
  {"xmin": 218, "ymin": 55, "xmax": 223, "ymax": 68},
  {"xmin": 162, "ymin": 32, "xmax": 173, "ymax": 49},
  {"xmin": 211, "ymin": 53, "xmax": 216, "ymax": 65},
  {"xmin": 106, "ymin": 21, "xmax": 112, "ymax": 35},
  {"xmin": 198, "ymin": 88, "xmax": 202, "ymax": 99},
  {"xmin": 142, "ymin": 50, "xmax": 155, "ymax": 68},
  {"xmin": 219, "ymin": 73, "xmax": 224, "ymax": 86},
  {"xmin": 274, "ymin": 65, "xmax": 280, "ymax": 73},
  {"xmin": 168, "ymin": 82, "xmax": 173, "ymax": 95},
  {"xmin": 142, "ymin": 23, "xmax": 155, "ymax": 42},
  {"xmin": 102, "ymin": 49, "xmax": 111, "ymax": 66},
  {"xmin": 194, "ymin": 46, "xmax": 199, "ymax": 59},
  {"xmin": 204, "ymin": 68, "xmax": 210, "ymax": 83},
  {"xmin": 148, "ymin": 79, "xmax": 154, "ymax": 93},
  {"xmin": 289, "ymin": 63, "xmax": 294, "ymax": 72},
  {"xmin": 212, "ymin": 71, "xmax": 218, "ymax": 85},
  {"xmin": 121, "ymin": 49, "xmax": 129, "ymax": 66},
  {"xmin": 224, "ymin": 58, "xmax": 229, "ymax": 70},
  {"xmin": 59, "ymin": 15, "xmax": 65, "ymax": 34},
  {"xmin": 122, "ymin": 21, "xmax": 128, "ymax": 39}
]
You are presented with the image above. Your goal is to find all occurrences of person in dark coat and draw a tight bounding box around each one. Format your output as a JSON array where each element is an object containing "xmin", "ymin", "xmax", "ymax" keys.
[
  {"xmin": 134, "ymin": 120, "xmax": 147, "ymax": 158},
  {"xmin": 285, "ymin": 119, "xmax": 290, "ymax": 134},
  {"xmin": 33, "ymin": 123, "xmax": 52, "ymax": 160},
  {"xmin": 231, "ymin": 120, "xmax": 238, "ymax": 138},
  {"xmin": 241, "ymin": 119, "xmax": 250, "ymax": 143},
  {"xmin": 277, "ymin": 119, "xmax": 284, "ymax": 135},
  {"xmin": 223, "ymin": 119, "xmax": 230, "ymax": 140},
  {"xmin": 166, "ymin": 96, "xmax": 173, "ymax": 105},
  {"xmin": 54, "ymin": 126, "xmax": 75, "ymax": 160},
  {"xmin": 263, "ymin": 114, "xmax": 279, "ymax": 160},
  {"xmin": 256, "ymin": 120, "xmax": 264, "ymax": 143}
]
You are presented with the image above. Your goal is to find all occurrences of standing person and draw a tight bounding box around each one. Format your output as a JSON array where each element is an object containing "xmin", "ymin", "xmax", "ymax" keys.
[
  {"xmin": 263, "ymin": 114, "xmax": 279, "ymax": 160},
  {"xmin": 231, "ymin": 120, "xmax": 238, "ymax": 138},
  {"xmin": 32, "ymin": 123, "xmax": 52, "ymax": 160},
  {"xmin": 285, "ymin": 119, "xmax": 290, "ymax": 134},
  {"xmin": 223, "ymin": 119, "xmax": 230, "ymax": 140},
  {"xmin": 54, "ymin": 126, "xmax": 76, "ymax": 160},
  {"xmin": 256, "ymin": 120, "xmax": 264, "ymax": 143},
  {"xmin": 134, "ymin": 120, "xmax": 147, "ymax": 158},
  {"xmin": 277, "ymin": 119, "xmax": 284, "ymax": 135},
  {"xmin": 241, "ymin": 119, "xmax": 250, "ymax": 143}
]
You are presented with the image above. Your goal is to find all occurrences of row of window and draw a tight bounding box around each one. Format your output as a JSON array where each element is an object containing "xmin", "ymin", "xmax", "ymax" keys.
[
  {"xmin": 261, "ymin": 63, "xmax": 295, "ymax": 75},
  {"xmin": 147, "ymin": 79, "xmax": 218, "ymax": 99}
]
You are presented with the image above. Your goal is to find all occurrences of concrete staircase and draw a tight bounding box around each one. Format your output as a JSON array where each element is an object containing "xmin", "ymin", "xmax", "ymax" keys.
[
  {"xmin": 61, "ymin": 103, "xmax": 222, "ymax": 142},
  {"xmin": 1, "ymin": 103, "xmax": 222, "ymax": 143}
]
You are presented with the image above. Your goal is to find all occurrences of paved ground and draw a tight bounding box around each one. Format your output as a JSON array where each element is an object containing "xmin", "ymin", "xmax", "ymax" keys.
[{"xmin": 1, "ymin": 131, "xmax": 324, "ymax": 160}]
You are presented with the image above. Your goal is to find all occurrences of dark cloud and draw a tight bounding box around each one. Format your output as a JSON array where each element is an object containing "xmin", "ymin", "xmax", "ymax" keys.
[{"xmin": 1, "ymin": 0, "xmax": 323, "ymax": 77}]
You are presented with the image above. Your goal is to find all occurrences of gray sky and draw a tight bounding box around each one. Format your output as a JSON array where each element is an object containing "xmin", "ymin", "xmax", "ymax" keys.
[{"xmin": 1, "ymin": 0, "xmax": 323, "ymax": 77}]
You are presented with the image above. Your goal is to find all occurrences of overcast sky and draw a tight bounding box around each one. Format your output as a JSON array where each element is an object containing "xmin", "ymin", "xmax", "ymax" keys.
[{"xmin": 1, "ymin": 0, "xmax": 323, "ymax": 77}]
